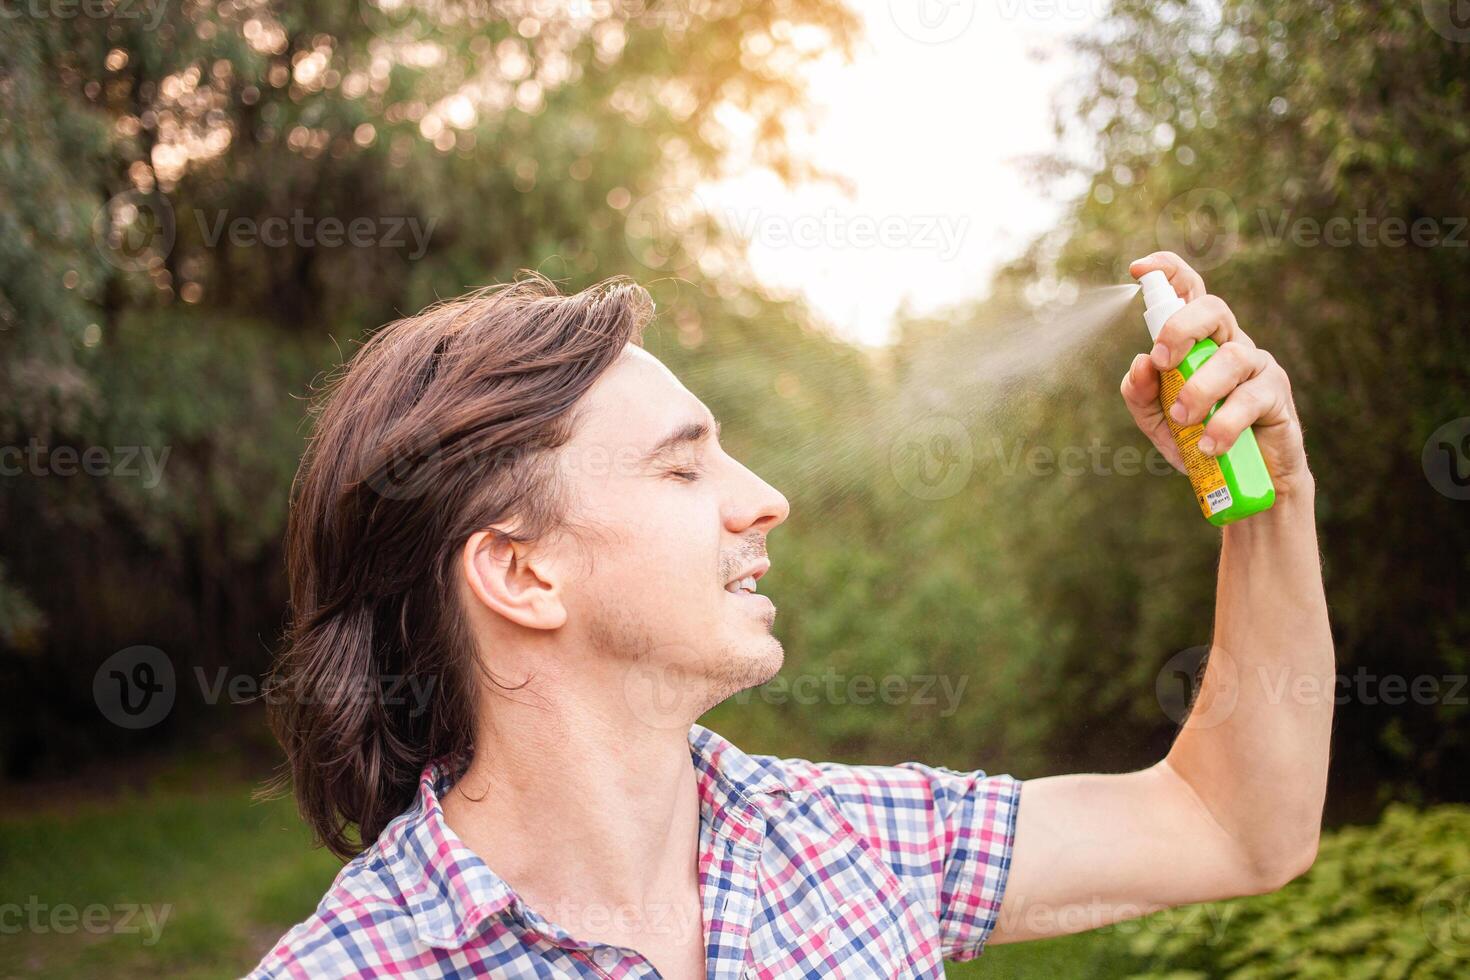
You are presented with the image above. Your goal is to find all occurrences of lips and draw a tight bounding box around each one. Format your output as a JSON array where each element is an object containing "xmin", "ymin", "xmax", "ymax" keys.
[
  {"xmin": 725, "ymin": 571, "xmax": 776, "ymax": 621},
  {"xmin": 723, "ymin": 557, "xmax": 770, "ymax": 595}
]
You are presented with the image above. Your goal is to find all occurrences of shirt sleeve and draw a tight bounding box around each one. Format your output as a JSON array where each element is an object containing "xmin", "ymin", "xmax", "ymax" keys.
[{"xmin": 812, "ymin": 759, "xmax": 1022, "ymax": 960}]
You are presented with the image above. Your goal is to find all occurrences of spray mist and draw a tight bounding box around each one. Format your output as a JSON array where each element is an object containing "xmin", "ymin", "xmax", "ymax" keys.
[{"xmin": 1139, "ymin": 270, "xmax": 1275, "ymax": 525}]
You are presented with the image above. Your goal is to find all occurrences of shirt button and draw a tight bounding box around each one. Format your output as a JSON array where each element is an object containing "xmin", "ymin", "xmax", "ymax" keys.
[{"xmin": 592, "ymin": 946, "xmax": 619, "ymax": 969}]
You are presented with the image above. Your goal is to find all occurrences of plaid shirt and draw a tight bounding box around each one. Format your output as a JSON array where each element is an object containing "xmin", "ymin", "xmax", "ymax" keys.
[{"xmin": 250, "ymin": 725, "xmax": 1021, "ymax": 979}]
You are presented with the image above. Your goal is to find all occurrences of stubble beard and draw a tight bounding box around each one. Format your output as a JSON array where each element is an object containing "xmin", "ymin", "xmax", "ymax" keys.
[{"xmin": 590, "ymin": 599, "xmax": 785, "ymax": 726}]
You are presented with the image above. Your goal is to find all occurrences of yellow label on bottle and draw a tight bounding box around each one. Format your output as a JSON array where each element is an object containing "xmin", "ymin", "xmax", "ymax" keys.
[{"xmin": 1159, "ymin": 368, "xmax": 1233, "ymax": 518}]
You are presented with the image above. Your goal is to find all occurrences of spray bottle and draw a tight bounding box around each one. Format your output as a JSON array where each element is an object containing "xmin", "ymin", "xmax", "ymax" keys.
[{"xmin": 1139, "ymin": 270, "xmax": 1275, "ymax": 525}]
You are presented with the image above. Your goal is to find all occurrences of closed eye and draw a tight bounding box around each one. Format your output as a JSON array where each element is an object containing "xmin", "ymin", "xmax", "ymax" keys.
[{"xmin": 667, "ymin": 468, "xmax": 701, "ymax": 482}]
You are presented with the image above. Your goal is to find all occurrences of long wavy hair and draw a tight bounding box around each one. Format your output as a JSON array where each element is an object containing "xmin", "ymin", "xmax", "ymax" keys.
[{"xmin": 268, "ymin": 273, "xmax": 652, "ymax": 859}]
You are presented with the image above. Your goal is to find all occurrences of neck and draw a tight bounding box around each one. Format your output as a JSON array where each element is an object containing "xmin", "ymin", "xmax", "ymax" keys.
[{"xmin": 441, "ymin": 681, "xmax": 703, "ymax": 913}]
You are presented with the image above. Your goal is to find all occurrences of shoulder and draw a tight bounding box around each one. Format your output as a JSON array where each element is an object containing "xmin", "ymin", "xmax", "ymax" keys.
[
  {"xmin": 699, "ymin": 727, "xmax": 1021, "ymax": 880},
  {"xmin": 758, "ymin": 749, "xmax": 1017, "ymax": 830},
  {"xmin": 727, "ymin": 737, "xmax": 1023, "ymax": 959},
  {"xmin": 246, "ymin": 848, "xmax": 419, "ymax": 979},
  {"xmin": 689, "ymin": 724, "xmax": 1018, "ymax": 838}
]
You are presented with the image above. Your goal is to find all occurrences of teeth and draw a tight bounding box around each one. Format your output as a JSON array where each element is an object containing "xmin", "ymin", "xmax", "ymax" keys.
[{"xmin": 726, "ymin": 575, "xmax": 758, "ymax": 594}]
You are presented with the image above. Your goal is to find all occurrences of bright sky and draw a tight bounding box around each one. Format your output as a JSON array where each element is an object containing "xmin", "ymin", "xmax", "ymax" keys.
[{"xmin": 700, "ymin": 1, "xmax": 1099, "ymax": 346}]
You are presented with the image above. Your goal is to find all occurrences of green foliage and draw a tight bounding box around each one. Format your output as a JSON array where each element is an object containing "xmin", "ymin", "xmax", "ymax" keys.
[
  {"xmin": 875, "ymin": 0, "xmax": 1470, "ymax": 798},
  {"xmin": 1, "ymin": 0, "xmax": 1464, "ymax": 834},
  {"xmin": 0, "ymin": 0, "xmax": 860, "ymax": 774},
  {"xmin": 1, "ymin": 2, "xmax": 1465, "ymax": 975},
  {"xmin": 1126, "ymin": 805, "xmax": 1470, "ymax": 978}
]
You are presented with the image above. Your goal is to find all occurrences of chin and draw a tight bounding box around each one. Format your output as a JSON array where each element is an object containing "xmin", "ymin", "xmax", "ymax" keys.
[
  {"xmin": 712, "ymin": 636, "xmax": 784, "ymax": 703},
  {"xmin": 618, "ymin": 628, "xmax": 786, "ymax": 730}
]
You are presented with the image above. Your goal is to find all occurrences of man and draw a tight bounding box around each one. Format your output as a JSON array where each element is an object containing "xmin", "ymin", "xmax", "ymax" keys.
[{"xmin": 251, "ymin": 252, "xmax": 1331, "ymax": 979}]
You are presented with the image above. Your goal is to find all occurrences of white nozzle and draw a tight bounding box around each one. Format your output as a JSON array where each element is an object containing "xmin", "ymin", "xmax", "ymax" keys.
[{"xmin": 1139, "ymin": 270, "xmax": 1184, "ymax": 340}]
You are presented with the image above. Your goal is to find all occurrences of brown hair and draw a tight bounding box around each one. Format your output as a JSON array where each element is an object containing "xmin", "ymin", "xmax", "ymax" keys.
[{"xmin": 269, "ymin": 272, "xmax": 652, "ymax": 859}]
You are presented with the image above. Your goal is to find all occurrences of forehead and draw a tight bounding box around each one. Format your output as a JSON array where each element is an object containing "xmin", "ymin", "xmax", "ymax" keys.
[{"xmin": 572, "ymin": 344, "xmax": 706, "ymax": 448}]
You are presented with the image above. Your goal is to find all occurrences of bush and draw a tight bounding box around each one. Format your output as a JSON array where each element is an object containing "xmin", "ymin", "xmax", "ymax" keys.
[{"xmin": 1126, "ymin": 804, "xmax": 1470, "ymax": 978}]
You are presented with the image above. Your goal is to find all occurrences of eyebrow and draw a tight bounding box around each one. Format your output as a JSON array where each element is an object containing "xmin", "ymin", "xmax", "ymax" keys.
[{"xmin": 642, "ymin": 414, "xmax": 721, "ymax": 463}]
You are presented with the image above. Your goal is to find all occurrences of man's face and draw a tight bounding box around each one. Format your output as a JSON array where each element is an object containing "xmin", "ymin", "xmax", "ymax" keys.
[{"xmin": 551, "ymin": 344, "xmax": 790, "ymax": 722}]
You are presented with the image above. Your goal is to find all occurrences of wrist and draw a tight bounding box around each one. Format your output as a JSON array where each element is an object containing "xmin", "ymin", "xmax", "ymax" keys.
[
  {"xmin": 1273, "ymin": 469, "xmax": 1316, "ymax": 507},
  {"xmin": 1230, "ymin": 471, "xmax": 1316, "ymax": 534}
]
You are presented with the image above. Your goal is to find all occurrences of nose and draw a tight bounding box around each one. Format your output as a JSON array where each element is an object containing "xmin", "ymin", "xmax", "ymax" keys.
[{"xmin": 724, "ymin": 458, "xmax": 790, "ymax": 537}]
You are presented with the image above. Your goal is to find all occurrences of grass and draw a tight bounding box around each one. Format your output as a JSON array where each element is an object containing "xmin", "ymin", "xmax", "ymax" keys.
[
  {"xmin": 0, "ymin": 780, "xmax": 339, "ymax": 979},
  {"xmin": 0, "ymin": 760, "xmax": 1136, "ymax": 978},
  {"xmin": 951, "ymin": 932, "xmax": 1132, "ymax": 978}
]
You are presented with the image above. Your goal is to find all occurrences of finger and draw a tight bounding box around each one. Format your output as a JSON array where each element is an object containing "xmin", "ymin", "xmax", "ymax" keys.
[
  {"xmin": 1151, "ymin": 295, "xmax": 1254, "ymax": 371},
  {"xmin": 1169, "ymin": 342, "xmax": 1270, "ymax": 427},
  {"xmin": 1129, "ymin": 251, "xmax": 1207, "ymax": 302},
  {"xmin": 1120, "ymin": 353, "xmax": 1183, "ymax": 470},
  {"xmin": 1120, "ymin": 351, "xmax": 1161, "ymax": 412},
  {"xmin": 1199, "ymin": 366, "xmax": 1290, "ymax": 456}
]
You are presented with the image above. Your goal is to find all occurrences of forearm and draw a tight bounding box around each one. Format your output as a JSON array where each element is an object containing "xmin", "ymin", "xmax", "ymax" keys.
[{"xmin": 1165, "ymin": 477, "xmax": 1333, "ymax": 885}]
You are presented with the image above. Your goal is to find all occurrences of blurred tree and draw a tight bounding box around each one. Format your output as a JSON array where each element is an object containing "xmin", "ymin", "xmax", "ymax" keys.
[
  {"xmin": 0, "ymin": 0, "xmax": 861, "ymax": 776},
  {"xmin": 885, "ymin": 0, "xmax": 1469, "ymax": 810},
  {"xmin": 2, "ymin": 0, "xmax": 1464, "ymax": 823}
]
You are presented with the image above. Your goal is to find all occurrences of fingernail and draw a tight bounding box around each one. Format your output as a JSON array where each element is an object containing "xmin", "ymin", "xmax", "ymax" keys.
[
  {"xmin": 1198, "ymin": 435, "xmax": 1217, "ymax": 454},
  {"xmin": 1169, "ymin": 402, "xmax": 1187, "ymax": 424},
  {"xmin": 1150, "ymin": 343, "xmax": 1168, "ymax": 368}
]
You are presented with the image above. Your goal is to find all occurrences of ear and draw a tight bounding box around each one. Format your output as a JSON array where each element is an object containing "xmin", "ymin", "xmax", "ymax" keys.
[{"xmin": 461, "ymin": 529, "xmax": 567, "ymax": 630}]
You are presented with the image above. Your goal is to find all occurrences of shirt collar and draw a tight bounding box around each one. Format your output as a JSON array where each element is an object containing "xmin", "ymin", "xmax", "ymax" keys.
[
  {"xmin": 687, "ymin": 723, "xmax": 791, "ymax": 849},
  {"xmin": 380, "ymin": 765, "xmax": 517, "ymax": 948},
  {"xmin": 384, "ymin": 724, "xmax": 791, "ymax": 949}
]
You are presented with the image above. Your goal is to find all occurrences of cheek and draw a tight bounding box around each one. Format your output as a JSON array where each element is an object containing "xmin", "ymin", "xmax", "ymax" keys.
[
  {"xmin": 598, "ymin": 484, "xmax": 720, "ymax": 590},
  {"xmin": 653, "ymin": 506, "xmax": 720, "ymax": 587}
]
